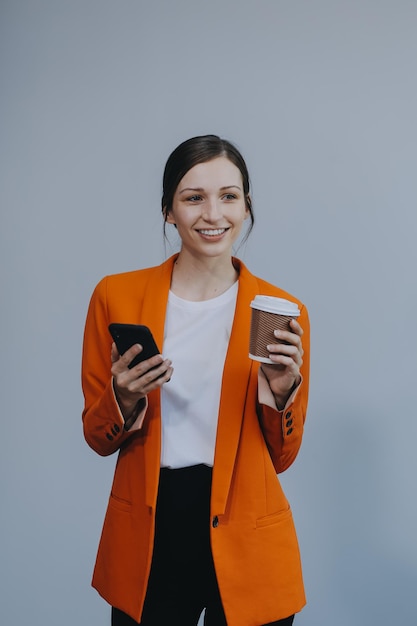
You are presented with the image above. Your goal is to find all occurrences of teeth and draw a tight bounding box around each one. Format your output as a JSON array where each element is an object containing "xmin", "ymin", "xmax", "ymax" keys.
[{"xmin": 199, "ymin": 229, "xmax": 226, "ymax": 236}]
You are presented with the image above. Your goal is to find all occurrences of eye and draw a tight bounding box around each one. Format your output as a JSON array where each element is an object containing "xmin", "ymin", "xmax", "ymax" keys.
[
  {"xmin": 222, "ymin": 193, "xmax": 238, "ymax": 201},
  {"xmin": 187, "ymin": 194, "xmax": 203, "ymax": 202}
]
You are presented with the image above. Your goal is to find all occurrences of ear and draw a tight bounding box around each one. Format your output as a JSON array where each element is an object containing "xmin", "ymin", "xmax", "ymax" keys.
[
  {"xmin": 245, "ymin": 194, "xmax": 252, "ymax": 218},
  {"xmin": 163, "ymin": 207, "xmax": 176, "ymax": 225}
]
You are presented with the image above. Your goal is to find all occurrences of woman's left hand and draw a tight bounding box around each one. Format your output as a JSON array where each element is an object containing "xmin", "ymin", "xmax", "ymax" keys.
[{"xmin": 260, "ymin": 318, "xmax": 304, "ymax": 410}]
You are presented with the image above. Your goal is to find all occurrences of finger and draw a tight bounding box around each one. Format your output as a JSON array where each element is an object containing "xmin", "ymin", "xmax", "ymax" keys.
[
  {"xmin": 161, "ymin": 363, "xmax": 174, "ymax": 384},
  {"xmin": 129, "ymin": 353, "xmax": 166, "ymax": 378},
  {"xmin": 289, "ymin": 318, "xmax": 303, "ymax": 336},
  {"xmin": 161, "ymin": 364, "xmax": 174, "ymax": 384},
  {"xmin": 270, "ymin": 338, "xmax": 304, "ymax": 361},
  {"xmin": 120, "ymin": 343, "xmax": 144, "ymax": 368},
  {"xmin": 132, "ymin": 362, "xmax": 174, "ymax": 394},
  {"xmin": 111, "ymin": 344, "xmax": 144, "ymax": 379},
  {"xmin": 267, "ymin": 351, "xmax": 303, "ymax": 369},
  {"xmin": 273, "ymin": 328, "xmax": 303, "ymax": 350},
  {"xmin": 267, "ymin": 338, "xmax": 303, "ymax": 363},
  {"xmin": 267, "ymin": 346, "xmax": 303, "ymax": 368},
  {"xmin": 134, "ymin": 357, "xmax": 172, "ymax": 383}
]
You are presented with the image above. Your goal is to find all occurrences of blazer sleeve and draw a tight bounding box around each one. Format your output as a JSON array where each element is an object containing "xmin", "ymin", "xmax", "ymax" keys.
[
  {"xmin": 81, "ymin": 277, "xmax": 144, "ymax": 456},
  {"xmin": 256, "ymin": 302, "xmax": 310, "ymax": 474}
]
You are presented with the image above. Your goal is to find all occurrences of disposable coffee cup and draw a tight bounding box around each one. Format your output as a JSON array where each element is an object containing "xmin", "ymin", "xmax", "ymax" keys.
[{"xmin": 249, "ymin": 295, "xmax": 300, "ymax": 363}]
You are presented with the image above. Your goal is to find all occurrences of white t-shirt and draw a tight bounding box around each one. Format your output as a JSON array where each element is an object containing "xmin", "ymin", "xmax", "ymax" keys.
[{"xmin": 160, "ymin": 282, "xmax": 238, "ymax": 468}]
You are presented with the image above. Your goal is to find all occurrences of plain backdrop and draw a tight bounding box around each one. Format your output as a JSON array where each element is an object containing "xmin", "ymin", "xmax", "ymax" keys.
[{"xmin": 1, "ymin": 1, "xmax": 416, "ymax": 625}]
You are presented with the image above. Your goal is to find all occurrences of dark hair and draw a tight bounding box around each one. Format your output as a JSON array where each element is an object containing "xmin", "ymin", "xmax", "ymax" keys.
[{"xmin": 162, "ymin": 135, "xmax": 254, "ymax": 239}]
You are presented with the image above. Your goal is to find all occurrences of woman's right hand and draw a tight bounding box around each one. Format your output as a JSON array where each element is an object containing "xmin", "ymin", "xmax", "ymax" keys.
[{"xmin": 111, "ymin": 342, "xmax": 173, "ymax": 420}]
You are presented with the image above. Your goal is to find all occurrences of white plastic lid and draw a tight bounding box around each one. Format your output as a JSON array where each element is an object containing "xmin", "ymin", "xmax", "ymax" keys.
[{"xmin": 250, "ymin": 295, "xmax": 300, "ymax": 316}]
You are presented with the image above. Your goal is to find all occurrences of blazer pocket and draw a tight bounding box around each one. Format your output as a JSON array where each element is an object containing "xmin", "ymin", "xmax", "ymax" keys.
[
  {"xmin": 256, "ymin": 507, "xmax": 292, "ymax": 528},
  {"xmin": 108, "ymin": 492, "xmax": 132, "ymax": 513}
]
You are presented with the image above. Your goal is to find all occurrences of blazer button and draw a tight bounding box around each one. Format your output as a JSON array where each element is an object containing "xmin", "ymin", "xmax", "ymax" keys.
[
  {"xmin": 286, "ymin": 418, "xmax": 293, "ymax": 428},
  {"xmin": 113, "ymin": 424, "xmax": 121, "ymax": 434},
  {"xmin": 106, "ymin": 433, "xmax": 114, "ymax": 441},
  {"xmin": 285, "ymin": 410, "xmax": 292, "ymax": 420},
  {"xmin": 286, "ymin": 427, "xmax": 293, "ymax": 435},
  {"xmin": 212, "ymin": 516, "xmax": 219, "ymax": 528}
]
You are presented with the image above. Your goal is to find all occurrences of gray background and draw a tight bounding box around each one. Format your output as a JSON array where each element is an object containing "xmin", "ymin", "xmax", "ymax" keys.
[{"xmin": 1, "ymin": 1, "xmax": 416, "ymax": 625}]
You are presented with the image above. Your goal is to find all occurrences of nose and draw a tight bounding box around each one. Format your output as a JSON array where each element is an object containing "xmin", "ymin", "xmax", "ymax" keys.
[{"xmin": 202, "ymin": 197, "xmax": 222, "ymax": 222}]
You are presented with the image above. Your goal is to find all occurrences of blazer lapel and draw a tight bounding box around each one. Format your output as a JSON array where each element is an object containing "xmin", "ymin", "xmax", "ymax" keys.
[
  {"xmin": 139, "ymin": 255, "xmax": 176, "ymax": 507},
  {"xmin": 140, "ymin": 255, "xmax": 176, "ymax": 350},
  {"xmin": 211, "ymin": 260, "xmax": 260, "ymax": 515}
]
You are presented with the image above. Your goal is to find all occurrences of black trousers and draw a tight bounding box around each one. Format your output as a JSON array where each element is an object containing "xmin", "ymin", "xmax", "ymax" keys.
[{"xmin": 111, "ymin": 464, "xmax": 295, "ymax": 626}]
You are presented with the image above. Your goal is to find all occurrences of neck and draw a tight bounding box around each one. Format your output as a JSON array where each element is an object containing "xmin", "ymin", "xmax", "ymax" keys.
[{"xmin": 170, "ymin": 251, "xmax": 239, "ymax": 301}]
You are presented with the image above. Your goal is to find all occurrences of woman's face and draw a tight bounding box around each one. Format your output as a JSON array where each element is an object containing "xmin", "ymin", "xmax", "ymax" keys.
[{"xmin": 166, "ymin": 157, "xmax": 250, "ymax": 260}]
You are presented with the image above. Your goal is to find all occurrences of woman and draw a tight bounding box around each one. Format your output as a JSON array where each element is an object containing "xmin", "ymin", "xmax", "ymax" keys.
[{"xmin": 82, "ymin": 135, "xmax": 310, "ymax": 626}]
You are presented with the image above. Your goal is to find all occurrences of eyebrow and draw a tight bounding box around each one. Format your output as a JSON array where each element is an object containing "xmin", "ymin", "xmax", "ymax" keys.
[{"xmin": 178, "ymin": 185, "xmax": 242, "ymax": 194}]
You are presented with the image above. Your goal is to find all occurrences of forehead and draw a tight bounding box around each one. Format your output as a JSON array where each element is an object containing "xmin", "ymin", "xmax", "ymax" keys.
[{"xmin": 178, "ymin": 157, "xmax": 243, "ymax": 191}]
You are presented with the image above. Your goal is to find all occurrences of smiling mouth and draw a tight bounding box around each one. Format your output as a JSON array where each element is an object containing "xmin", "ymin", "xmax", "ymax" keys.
[{"xmin": 197, "ymin": 228, "xmax": 229, "ymax": 236}]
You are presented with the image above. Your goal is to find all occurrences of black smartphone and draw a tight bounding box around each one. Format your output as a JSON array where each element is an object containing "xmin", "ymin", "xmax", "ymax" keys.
[{"xmin": 108, "ymin": 323, "xmax": 160, "ymax": 369}]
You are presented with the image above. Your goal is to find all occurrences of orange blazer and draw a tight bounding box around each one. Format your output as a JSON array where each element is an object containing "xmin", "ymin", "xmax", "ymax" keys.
[{"xmin": 82, "ymin": 254, "xmax": 310, "ymax": 626}]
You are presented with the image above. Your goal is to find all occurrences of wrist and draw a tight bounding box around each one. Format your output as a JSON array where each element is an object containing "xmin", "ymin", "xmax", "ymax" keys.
[
  {"xmin": 269, "ymin": 378, "xmax": 301, "ymax": 411},
  {"xmin": 112, "ymin": 378, "xmax": 145, "ymax": 427},
  {"xmin": 123, "ymin": 397, "xmax": 146, "ymax": 431}
]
